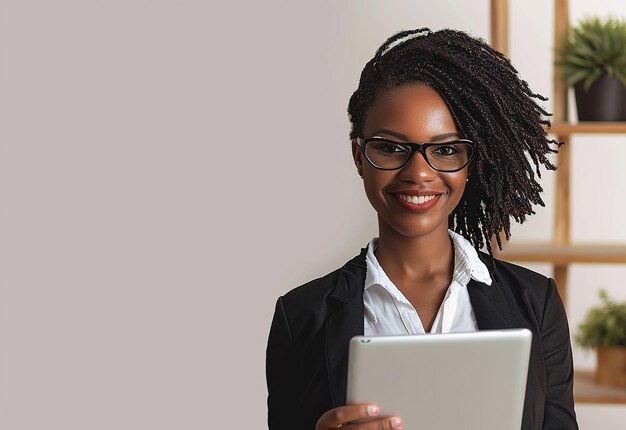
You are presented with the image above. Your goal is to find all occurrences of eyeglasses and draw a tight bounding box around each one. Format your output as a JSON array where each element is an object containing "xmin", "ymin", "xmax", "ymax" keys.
[{"xmin": 356, "ymin": 137, "xmax": 475, "ymax": 172}]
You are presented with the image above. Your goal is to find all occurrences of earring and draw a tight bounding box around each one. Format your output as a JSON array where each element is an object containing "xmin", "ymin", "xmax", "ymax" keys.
[{"xmin": 466, "ymin": 177, "xmax": 469, "ymax": 182}]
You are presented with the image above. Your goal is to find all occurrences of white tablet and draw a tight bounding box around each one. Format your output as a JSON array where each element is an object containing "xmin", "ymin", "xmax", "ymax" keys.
[{"xmin": 347, "ymin": 329, "xmax": 532, "ymax": 430}]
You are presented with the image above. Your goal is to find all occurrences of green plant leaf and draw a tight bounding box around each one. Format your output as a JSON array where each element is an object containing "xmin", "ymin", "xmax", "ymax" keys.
[
  {"xmin": 564, "ymin": 69, "xmax": 590, "ymax": 86},
  {"xmin": 576, "ymin": 290, "xmax": 626, "ymax": 350},
  {"xmin": 558, "ymin": 16, "xmax": 626, "ymax": 89}
]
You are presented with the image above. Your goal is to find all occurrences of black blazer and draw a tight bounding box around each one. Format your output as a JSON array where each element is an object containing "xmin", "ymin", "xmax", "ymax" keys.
[{"xmin": 266, "ymin": 247, "xmax": 578, "ymax": 430}]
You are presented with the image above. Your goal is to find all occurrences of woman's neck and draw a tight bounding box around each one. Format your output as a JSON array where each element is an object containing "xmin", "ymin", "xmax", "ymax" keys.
[{"xmin": 374, "ymin": 223, "xmax": 454, "ymax": 282}]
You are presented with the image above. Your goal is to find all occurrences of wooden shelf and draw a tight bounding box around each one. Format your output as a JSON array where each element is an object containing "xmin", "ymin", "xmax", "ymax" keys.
[
  {"xmin": 575, "ymin": 370, "xmax": 626, "ymax": 404},
  {"xmin": 495, "ymin": 243, "xmax": 626, "ymax": 265},
  {"xmin": 490, "ymin": 0, "xmax": 626, "ymax": 411},
  {"xmin": 546, "ymin": 122, "xmax": 626, "ymax": 136}
]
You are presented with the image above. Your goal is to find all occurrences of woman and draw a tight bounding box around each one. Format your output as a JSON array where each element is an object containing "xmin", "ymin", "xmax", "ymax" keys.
[{"xmin": 266, "ymin": 28, "xmax": 578, "ymax": 430}]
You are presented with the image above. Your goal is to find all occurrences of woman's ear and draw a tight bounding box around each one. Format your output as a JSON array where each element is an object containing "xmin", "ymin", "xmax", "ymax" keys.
[
  {"xmin": 351, "ymin": 139, "xmax": 363, "ymax": 178},
  {"xmin": 466, "ymin": 161, "xmax": 474, "ymax": 181}
]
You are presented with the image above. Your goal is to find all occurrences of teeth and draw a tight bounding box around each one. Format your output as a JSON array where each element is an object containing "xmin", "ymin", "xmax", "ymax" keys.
[{"xmin": 397, "ymin": 194, "xmax": 437, "ymax": 205}]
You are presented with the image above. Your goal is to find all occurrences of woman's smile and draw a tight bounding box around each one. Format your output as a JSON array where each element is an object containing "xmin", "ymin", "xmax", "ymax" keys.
[{"xmin": 391, "ymin": 191, "xmax": 443, "ymax": 212}]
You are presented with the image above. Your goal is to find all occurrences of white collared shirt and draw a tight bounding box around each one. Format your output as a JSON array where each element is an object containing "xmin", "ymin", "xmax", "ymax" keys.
[{"xmin": 363, "ymin": 230, "xmax": 492, "ymax": 336}]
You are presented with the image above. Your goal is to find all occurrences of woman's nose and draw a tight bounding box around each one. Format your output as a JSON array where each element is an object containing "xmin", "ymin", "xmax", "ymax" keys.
[{"xmin": 398, "ymin": 151, "xmax": 437, "ymax": 182}]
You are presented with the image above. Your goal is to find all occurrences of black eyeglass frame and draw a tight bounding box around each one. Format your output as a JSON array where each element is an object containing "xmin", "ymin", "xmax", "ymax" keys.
[{"xmin": 356, "ymin": 137, "xmax": 476, "ymax": 172}]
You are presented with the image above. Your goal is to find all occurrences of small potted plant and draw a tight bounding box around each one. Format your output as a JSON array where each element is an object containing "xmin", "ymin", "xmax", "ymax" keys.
[
  {"xmin": 559, "ymin": 16, "xmax": 626, "ymax": 121},
  {"xmin": 575, "ymin": 290, "xmax": 626, "ymax": 388}
]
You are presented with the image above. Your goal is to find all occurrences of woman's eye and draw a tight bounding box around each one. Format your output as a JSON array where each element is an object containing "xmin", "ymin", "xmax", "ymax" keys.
[
  {"xmin": 432, "ymin": 145, "xmax": 460, "ymax": 156},
  {"xmin": 371, "ymin": 142, "xmax": 407, "ymax": 154}
]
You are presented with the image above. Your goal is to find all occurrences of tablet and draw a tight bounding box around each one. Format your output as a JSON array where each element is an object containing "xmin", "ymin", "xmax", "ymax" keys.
[{"xmin": 346, "ymin": 329, "xmax": 532, "ymax": 430}]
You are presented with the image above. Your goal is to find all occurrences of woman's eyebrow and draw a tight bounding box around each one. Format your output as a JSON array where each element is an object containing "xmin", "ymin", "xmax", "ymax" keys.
[
  {"xmin": 372, "ymin": 129, "xmax": 460, "ymax": 142},
  {"xmin": 431, "ymin": 132, "xmax": 461, "ymax": 142},
  {"xmin": 371, "ymin": 129, "xmax": 408, "ymax": 140}
]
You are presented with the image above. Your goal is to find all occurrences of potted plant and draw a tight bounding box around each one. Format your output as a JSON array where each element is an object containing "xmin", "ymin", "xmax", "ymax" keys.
[
  {"xmin": 559, "ymin": 16, "xmax": 626, "ymax": 121},
  {"xmin": 575, "ymin": 290, "xmax": 626, "ymax": 388}
]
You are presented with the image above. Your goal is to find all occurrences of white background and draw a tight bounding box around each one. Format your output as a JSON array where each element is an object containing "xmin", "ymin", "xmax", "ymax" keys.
[{"xmin": 1, "ymin": 0, "xmax": 626, "ymax": 429}]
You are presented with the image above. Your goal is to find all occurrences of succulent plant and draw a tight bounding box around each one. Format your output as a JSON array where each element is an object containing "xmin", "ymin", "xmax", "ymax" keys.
[{"xmin": 559, "ymin": 17, "xmax": 626, "ymax": 91}]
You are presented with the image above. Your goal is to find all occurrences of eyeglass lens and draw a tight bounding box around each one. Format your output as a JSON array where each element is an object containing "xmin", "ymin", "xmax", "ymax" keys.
[{"xmin": 365, "ymin": 140, "xmax": 473, "ymax": 171}]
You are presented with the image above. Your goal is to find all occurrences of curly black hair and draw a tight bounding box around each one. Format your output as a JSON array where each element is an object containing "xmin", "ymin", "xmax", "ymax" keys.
[{"xmin": 348, "ymin": 28, "xmax": 560, "ymax": 256}]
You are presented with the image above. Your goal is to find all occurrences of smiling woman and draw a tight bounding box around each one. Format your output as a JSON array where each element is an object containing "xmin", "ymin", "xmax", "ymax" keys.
[{"xmin": 266, "ymin": 28, "xmax": 579, "ymax": 430}]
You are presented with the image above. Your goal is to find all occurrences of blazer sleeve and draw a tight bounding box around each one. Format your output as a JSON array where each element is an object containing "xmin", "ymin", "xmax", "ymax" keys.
[
  {"xmin": 266, "ymin": 297, "xmax": 303, "ymax": 430},
  {"xmin": 541, "ymin": 278, "xmax": 578, "ymax": 430}
]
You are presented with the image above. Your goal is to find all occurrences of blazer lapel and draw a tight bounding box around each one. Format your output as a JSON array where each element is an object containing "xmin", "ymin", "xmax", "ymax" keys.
[
  {"xmin": 467, "ymin": 252, "xmax": 514, "ymax": 329},
  {"xmin": 467, "ymin": 277, "xmax": 515, "ymax": 329},
  {"xmin": 325, "ymin": 248, "xmax": 367, "ymax": 407}
]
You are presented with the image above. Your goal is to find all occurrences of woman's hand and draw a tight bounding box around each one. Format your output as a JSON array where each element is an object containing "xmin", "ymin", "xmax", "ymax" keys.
[{"xmin": 315, "ymin": 404, "xmax": 403, "ymax": 429}]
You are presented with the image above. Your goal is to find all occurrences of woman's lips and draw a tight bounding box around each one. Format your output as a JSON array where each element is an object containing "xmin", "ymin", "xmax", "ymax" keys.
[{"xmin": 392, "ymin": 192, "xmax": 442, "ymax": 211}]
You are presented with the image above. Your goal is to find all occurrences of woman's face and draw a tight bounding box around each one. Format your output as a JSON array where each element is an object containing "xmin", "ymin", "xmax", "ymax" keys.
[{"xmin": 352, "ymin": 84, "xmax": 468, "ymax": 241}]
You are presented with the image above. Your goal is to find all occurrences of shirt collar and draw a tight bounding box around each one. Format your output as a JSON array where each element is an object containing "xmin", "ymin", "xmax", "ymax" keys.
[
  {"xmin": 364, "ymin": 237, "xmax": 392, "ymax": 292},
  {"xmin": 448, "ymin": 229, "xmax": 492, "ymax": 286},
  {"xmin": 364, "ymin": 229, "xmax": 492, "ymax": 292}
]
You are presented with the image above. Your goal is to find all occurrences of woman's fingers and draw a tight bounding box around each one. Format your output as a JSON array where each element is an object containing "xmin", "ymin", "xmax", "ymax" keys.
[
  {"xmin": 316, "ymin": 404, "xmax": 378, "ymax": 428},
  {"xmin": 315, "ymin": 404, "xmax": 403, "ymax": 429},
  {"xmin": 345, "ymin": 416, "xmax": 403, "ymax": 430}
]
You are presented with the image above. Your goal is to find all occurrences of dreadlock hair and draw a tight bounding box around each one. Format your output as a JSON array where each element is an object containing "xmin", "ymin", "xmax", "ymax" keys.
[{"xmin": 348, "ymin": 28, "xmax": 560, "ymax": 257}]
